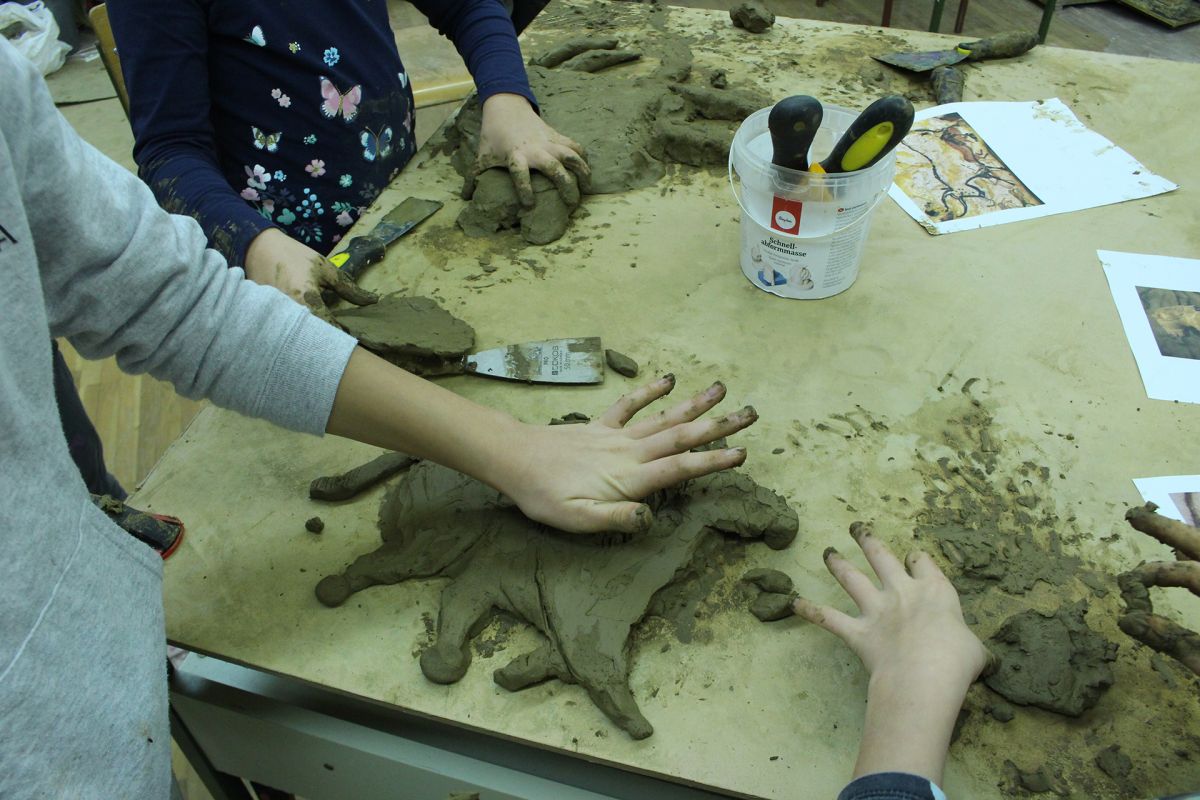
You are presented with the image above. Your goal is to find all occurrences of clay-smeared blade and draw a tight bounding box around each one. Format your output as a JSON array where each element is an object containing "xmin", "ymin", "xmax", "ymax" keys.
[
  {"xmin": 463, "ymin": 337, "xmax": 604, "ymax": 384},
  {"xmin": 374, "ymin": 197, "xmax": 444, "ymax": 243},
  {"xmin": 873, "ymin": 48, "xmax": 966, "ymax": 73}
]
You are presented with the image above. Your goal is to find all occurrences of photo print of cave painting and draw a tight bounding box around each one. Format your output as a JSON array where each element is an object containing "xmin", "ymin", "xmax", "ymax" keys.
[
  {"xmin": 1100, "ymin": 250, "xmax": 1200, "ymax": 405},
  {"xmin": 1138, "ymin": 286, "xmax": 1200, "ymax": 361},
  {"xmin": 888, "ymin": 99, "xmax": 1177, "ymax": 235},
  {"xmin": 1133, "ymin": 476, "xmax": 1200, "ymax": 526},
  {"xmin": 893, "ymin": 111, "xmax": 1042, "ymax": 224}
]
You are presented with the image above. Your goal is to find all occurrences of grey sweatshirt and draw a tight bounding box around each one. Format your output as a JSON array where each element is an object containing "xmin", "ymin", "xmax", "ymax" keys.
[{"xmin": 0, "ymin": 40, "xmax": 357, "ymax": 797}]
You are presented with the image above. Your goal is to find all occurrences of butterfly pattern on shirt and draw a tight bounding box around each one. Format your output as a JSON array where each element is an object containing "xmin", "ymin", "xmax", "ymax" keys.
[
  {"xmin": 222, "ymin": 25, "xmax": 416, "ymax": 248},
  {"xmin": 360, "ymin": 126, "xmax": 394, "ymax": 162},
  {"xmin": 251, "ymin": 127, "xmax": 281, "ymax": 152},
  {"xmin": 320, "ymin": 77, "xmax": 361, "ymax": 122}
]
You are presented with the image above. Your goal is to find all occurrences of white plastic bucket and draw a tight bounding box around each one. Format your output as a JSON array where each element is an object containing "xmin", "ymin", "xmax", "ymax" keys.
[{"xmin": 729, "ymin": 105, "xmax": 896, "ymax": 299}]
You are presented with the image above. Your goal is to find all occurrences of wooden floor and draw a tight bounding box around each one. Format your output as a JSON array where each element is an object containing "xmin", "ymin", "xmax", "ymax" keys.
[{"xmin": 49, "ymin": 0, "xmax": 1196, "ymax": 797}]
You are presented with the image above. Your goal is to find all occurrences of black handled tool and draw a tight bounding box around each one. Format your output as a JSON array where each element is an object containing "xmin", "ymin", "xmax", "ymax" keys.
[
  {"xmin": 767, "ymin": 95, "xmax": 824, "ymax": 171},
  {"xmin": 819, "ymin": 94, "xmax": 915, "ymax": 174},
  {"xmin": 329, "ymin": 197, "xmax": 443, "ymax": 282}
]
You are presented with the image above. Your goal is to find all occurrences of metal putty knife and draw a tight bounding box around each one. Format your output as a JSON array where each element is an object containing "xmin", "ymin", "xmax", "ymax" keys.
[
  {"xmin": 329, "ymin": 197, "xmax": 443, "ymax": 281},
  {"xmin": 873, "ymin": 30, "xmax": 1039, "ymax": 74},
  {"xmin": 464, "ymin": 337, "xmax": 605, "ymax": 384}
]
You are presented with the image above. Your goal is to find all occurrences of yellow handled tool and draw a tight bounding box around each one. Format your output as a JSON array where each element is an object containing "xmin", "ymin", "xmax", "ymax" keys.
[{"xmin": 819, "ymin": 95, "xmax": 915, "ymax": 174}]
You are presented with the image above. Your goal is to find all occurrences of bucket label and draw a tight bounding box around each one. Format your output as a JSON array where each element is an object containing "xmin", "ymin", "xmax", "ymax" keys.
[
  {"xmin": 740, "ymin": 212, "xmax": 874, "ymax": 300},
  {"xmin": 769, "ymin": 195, "xmax": 802, "ymax": 235}
]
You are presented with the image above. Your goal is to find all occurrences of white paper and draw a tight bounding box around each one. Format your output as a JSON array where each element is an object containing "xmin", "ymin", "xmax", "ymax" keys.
[
  {"xmin": 888, "ymin": 98, "xmax": 1176, "ymax": 235},
  {"xmin": 1132, "ymin": 476, "xmax": 1200, "ymax": 525},
  {"xmin": 1099, "ymin": 250, "xmax": 1200, "ymax": 404}
]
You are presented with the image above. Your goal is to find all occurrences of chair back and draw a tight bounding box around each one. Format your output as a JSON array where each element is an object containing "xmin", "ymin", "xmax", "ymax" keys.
[{"xmin": 88, "ymin": 4, "xmax": 129, "ymax": 118}]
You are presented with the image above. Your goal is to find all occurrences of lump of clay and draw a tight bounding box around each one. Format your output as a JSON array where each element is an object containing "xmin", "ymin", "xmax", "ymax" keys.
[
  {"xmin": 984, "ymin": 600, "xmax": 1117, "ymax": 716},
  {"xmin": 309, "ymin": 452, "xmax": 419, "ymax": 501},
  {"xmin": 1094, "ymin": 744, "xmax": 1132, "ymax": 780},
  {"xmin": 456, "ymin": 169, "xmax": 577, "ymax": 246},
  {"xmin": 730, "ymin": 0, "xmax": 775, "ymax": 33},
  {"xmin": 604, "ymin": 349, "xmax": 639, "ymax": 378},
  {"xmin": 741, "ymin": 568, "xmax": 797, "ymax": 622},
  {"xmin": 333, "ymin": 295, "xmax": 475, "ymax": 376},
  {"xmin": 315, "ymin": 457, "xmax": 799, "ymax": 739},
  {"xmin": 530, "ymin": 36, "xmax": 618, "ymax": 68}
]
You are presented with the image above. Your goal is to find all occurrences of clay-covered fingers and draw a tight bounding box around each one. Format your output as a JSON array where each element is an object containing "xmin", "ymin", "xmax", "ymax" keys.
[
  {"xmin": 638, "ymin": 405, "xmax": 757, "ymax": 460},
  {"xmin": 624, "ymin": 380, "xmax": 726, "ymax": 438},
  {"xmin": 317, "ymin": 260, "xmax": 378, "ymax": 307},
  {"xmin": 793, "ymin": 596, "xmax": 859, "ymax": 642},
  {"xmin": 849, "ymin": 522, "xmax": 909, "ymax": 586},
  {"xmin": 595, "ymin": 374, "xmax": 677, "ymax": 428},
  {"xmin": 505, "ymin": 152, "xmax": 536, "ymax": 207},
  {"xmin": 1128, "ymin": 560, "xmax": 1200, "ymax": 596},
  {"xmin": 569, "ymin": 499, "xmax": 654, "ymax": 535},
  {"xmin": 630, "ymin": 446, "xmax": 747, "ymax": 496},
  {"xmin": 534, "ymin": 156, "xmax": 582, "ymax": 208},
  {"xmin": 822, "ymin": 546, "xmax": 881, "ymax": 612},
  {"xmin": 1124, "ymin": 503, "xmax": 1200, "ymax": 561},
  {"xmin": 904, "ymin": 549, "xmax": 946, "ymax": 581}
]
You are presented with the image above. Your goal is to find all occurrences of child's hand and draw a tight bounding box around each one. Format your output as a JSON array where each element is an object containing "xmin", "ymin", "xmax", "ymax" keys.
[
  {"xmin": 794, "ymin": 524, "xmax": 992, "ymax": 784},
  {"xmin": 245, "ymin": 228, "xmax": 375, "ymax": 323},
  {"xmin": 470, "ymin": 93, "xmax": 590, "ymax": 208},
  {"xmin": 498, "ymin": 375, "xmax": 755, "ymax": 534},
  {"xmin": 795, "ymin": 523, "xmax": 991, "ymax": 690}
]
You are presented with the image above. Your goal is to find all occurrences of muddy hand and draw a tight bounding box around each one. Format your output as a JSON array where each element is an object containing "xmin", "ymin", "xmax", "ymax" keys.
[
  {"xmin": 307, "ymin": 257, "xmax": 378, "ymax": 320},
  {"xmin": 245, "ymin": 228, "xmax": 376, "ymax": 324},
  {"xmin": 499, "ymin": 375, "xmax": 755, "ymax": 535},
  {"xmin": 465, "ymin": 92, "xmax": 589, "ymax": 208},
  {"xmin": 1118, "ymin": 503, "xmax": 1200, "ymax": 674},
  {"xmin": 794, "ymin": 523, "xmax": 993, "ymax": 685}
]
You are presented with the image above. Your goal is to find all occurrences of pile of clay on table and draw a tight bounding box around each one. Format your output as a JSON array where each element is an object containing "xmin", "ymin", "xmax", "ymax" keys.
[
  {"xmin": 315, "ymin": 429, "xmax": 798, "ymax": 739},
  {"xmin": 447, "ymin": 3, "xmax": 769, "ymax": 245}
]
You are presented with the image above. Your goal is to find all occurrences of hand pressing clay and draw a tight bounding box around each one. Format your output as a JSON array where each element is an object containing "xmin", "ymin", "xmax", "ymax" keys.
[
  {"xmin": 451, "ymin": 28, "xmax": 768, "ymax": 246},
  {"xmin": 315, "ymin": 456, "xmax": 798, "ymax": 739}
]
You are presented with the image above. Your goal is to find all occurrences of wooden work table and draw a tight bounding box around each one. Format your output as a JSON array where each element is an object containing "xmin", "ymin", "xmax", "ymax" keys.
[{"xmin": 136, "ymin": 3, "xmax": 1200, "ymax": 798}]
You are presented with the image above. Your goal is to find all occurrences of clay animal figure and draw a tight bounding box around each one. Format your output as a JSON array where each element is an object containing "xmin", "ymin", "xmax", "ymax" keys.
[{"xmin": 315, "ymin": 459, "xmax": 798, "ymax": 739}]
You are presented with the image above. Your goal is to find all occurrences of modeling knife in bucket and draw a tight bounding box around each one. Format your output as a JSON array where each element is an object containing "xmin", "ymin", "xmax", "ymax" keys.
[
  {"xmin": 463, "ymin": 337, "xmax": 605, "ymax": 384},
  {"xmin": 874, "ymin": 30, "xmax": 1039, "ymax": 73},
  {"xmin": 329, "ymin": 197, "xmax": 443, "ymax": 281}
]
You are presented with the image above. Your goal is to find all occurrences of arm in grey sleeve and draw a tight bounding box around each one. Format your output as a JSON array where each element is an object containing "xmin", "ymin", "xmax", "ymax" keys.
[{"xmin": 5, "ymin": 41, "xmax": 356, "ymax": 435}]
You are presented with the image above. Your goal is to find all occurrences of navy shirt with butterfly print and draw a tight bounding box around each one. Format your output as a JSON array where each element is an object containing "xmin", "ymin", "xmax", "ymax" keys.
[{"xmin": 108, "ymin": 0, "xmax": 536, "ymax": 265}]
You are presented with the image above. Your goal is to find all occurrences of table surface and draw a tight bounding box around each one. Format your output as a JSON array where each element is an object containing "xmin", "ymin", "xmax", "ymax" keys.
[{"xmin": 136, "ymin": 3, "xmax": 1200, "ymax": 798}]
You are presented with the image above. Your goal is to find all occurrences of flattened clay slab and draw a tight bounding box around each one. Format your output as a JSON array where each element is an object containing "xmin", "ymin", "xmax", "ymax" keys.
[
  {"xmin": 316, "ymin": 459, "xmax": 799, "ymax": 738},
  {"xmin": 985, "ymin": 600, "xmax": 1117, "ymax": 716},
  {"xmin": 334, "ymin": 295, "xmax": 475, "ymax": 376}
]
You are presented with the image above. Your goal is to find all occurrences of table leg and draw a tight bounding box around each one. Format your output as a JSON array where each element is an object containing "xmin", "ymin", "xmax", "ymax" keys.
[
  {"xmin": 882, "ymin": 0, "xmax": 894, "ymax": 26},
  {"xmin": 1038, "ymin": 0, "xmax": 1058, "ymax": 43},
  {"xmin": 929, "ymin": 0, "xmax": 947, "ymax": 31},
  {"xmin": 954, "ymin": 0, "xmax": 969, "ymax": 33}
]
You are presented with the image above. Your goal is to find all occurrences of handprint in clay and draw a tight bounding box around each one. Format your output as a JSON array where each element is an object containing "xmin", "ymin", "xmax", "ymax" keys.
[{"xmin": 315, "ymin": 455, "xmax": 798, "ymax": 739}]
